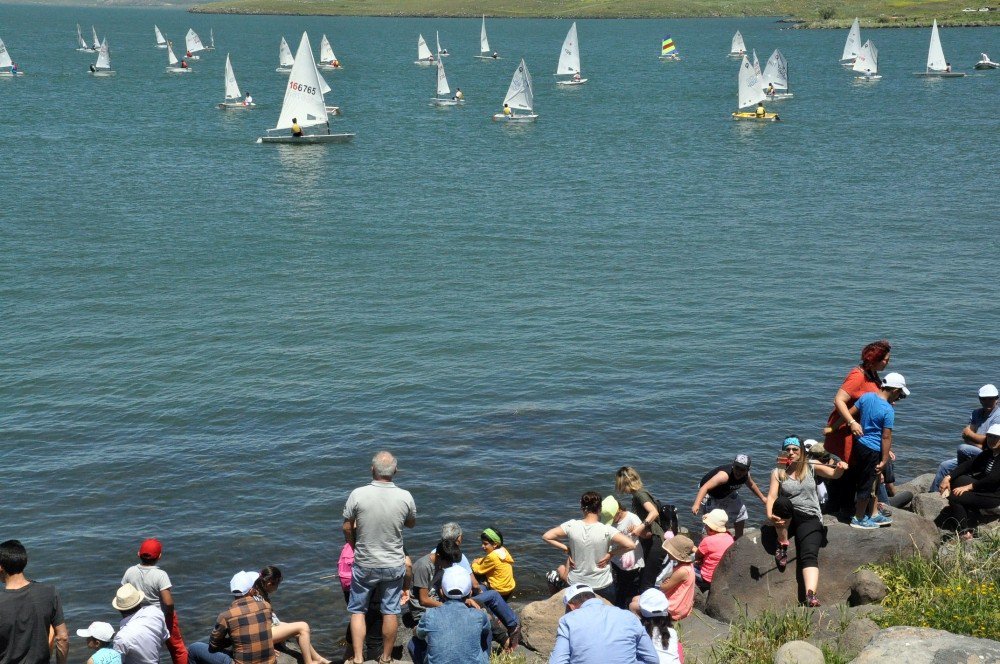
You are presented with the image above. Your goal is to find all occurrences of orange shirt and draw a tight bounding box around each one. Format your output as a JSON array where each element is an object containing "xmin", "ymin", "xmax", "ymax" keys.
[{"xmin": 824, "ymin": 366, "xmax": 880, "ymax": 461}]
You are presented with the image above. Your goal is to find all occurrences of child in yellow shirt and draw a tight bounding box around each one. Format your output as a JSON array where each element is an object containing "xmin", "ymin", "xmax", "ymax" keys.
[{"xmin": 471, "ymin": 527, "xmax": 515, "ymax": 598}]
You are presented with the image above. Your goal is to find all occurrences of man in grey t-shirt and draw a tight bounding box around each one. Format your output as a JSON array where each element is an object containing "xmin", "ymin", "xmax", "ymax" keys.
[{"xmin": 343, "ymin": 451, "xmax": 416, "ymax": 664}]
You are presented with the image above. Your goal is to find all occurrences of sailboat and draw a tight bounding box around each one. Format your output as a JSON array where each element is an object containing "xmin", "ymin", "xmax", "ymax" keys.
[
  {"xmin": 914, "ymin": 20, "xmax": 966, "ymax": 77},
  {"xmin": 89, "ymin": 38, "xmax": 115, "ymax": 76},
  {"xmin": 729, "ymin": 30, "xmax": 746, "ymax": 58},
  {"xmin": 257, "ymin": 32, "xmax": 354, "ymax": 144},
  {"xmin": 154, "ymin": 25, "xmax": 167, "ymax": 49},
  {"xmin": 185, "ymin": 29, "xmax": 206, "ymax": 60},
  {"xmin": 415, "ymin": 34, "xmax": 434, "ymax": 65},
  {"xmin": 430, "ymin": 57, "xmax": 462, "ymax": 106},
  {"xmin": 732, "ymin": 55, "xmax": 778, "ymax": 121},
  {"xmin": 474, "ymin": 15, "xmax": 499, "ymax": 60},
  {"xmin": 659, "ymin": 35, "xmax": 680, "ymax": 61},
  {"xmin": 76, "ymin": 24, "xmax": 95, "ymax": 52},
  {"xmin": 852, "ymin": 40, "xmax": 881, "ymax": 80},
  {"xmin": 436, "ymin": 31, "xmax": 448, "ymax": 57},
  {"xmin": 0, "ymin": 37, "xmax": 24, "ymax": 77},
  {"xmin": 91, "ymin": 26, "xmax": 101, "ymax": 52},
  {"xmin": 492, "ymin": 58, "xmax": 537, "ymax": 122},
  {"xmin": 205, "ymin": 29, "xmax": 216, "ymax": 51},
  {"xmin": 276, "ymin": 37, "xmax": 294, "ymax": 73},
  {"xmin": 974, "ymin": 53, "xmax": 999, "ymax": 69},
  {"xmin": 219, "ymin": 54, "xmax": 254, "ymax": 109},
  {"xmin": 555, "ymin": 22, "xmax": 587, "ymax": 85},
  {"xmin": 840, "ymin": 18, "xmax": 861, "ymax": 67},
  {"xmin": 762, "ymin": 49, "xmax": 793, "ymax": 99},
  {"xmin": 317, "ymin": 34, "xmax": 341, "ymax": 70},
  {"xmin": 165, "ymin": 39, "xmax": 192, "ymax": 73},
  {"xmin": 315, "ymin": 66, "xmax": 341, "ymax": 115}
]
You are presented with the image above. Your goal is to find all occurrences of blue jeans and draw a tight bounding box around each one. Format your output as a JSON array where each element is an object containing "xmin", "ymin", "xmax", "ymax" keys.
[
  {"xmin": 472, "ymin": 588, "xmax": 517, "ymax": 629},
  {"xmin": 348, "ymin": 564, "xmax": 407, "ymax": 615},
  {"xmin": 931, "ymin": 444, "xmax": 983, "ymax": 492},
  {"xmin": 188, "ymin": 642, "xmax": 232, "ymax": 664}
]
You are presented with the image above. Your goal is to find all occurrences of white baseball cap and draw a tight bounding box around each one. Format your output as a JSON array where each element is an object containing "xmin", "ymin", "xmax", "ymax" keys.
[
  {"xmin": 77, "ymin": 622, "xmax": 114, "ymax": 643},
  {"xmin": 441, "ymin": 566, "xmax": 471, "ymax": 599},
  {"xmin": 979, "ymin": 384, "xmax": 999, "ymax": 398},
  {"xmin": 882, "ymin": 372, "xmax": 910, "ymax": 397},
  {"xmin": 987, "ymin": 423, "xmax": 1000, "ymax": 438},
  {"xmin": 230, "ymin": 571, "xmax": 259, "ymax": 595},
  {"xmin": 563, "ymin": 583, "xmax": 594, "ymax": 605}
]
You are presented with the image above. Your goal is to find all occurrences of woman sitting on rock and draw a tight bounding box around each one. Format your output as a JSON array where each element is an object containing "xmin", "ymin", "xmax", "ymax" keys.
[
  {"xmin": 766, "ymin": 436, "xmax": 847, "ymax": 608},
  {"xmin": 255, "ymin": 566, "xmax": 331, "ymax": 664},
  {"xmin": 939, "ymin": 423, "xmax": 1000, "ymax": 540}
]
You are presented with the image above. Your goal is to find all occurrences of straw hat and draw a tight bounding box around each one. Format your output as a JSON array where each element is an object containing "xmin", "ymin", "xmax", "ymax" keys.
[
  {"xmin": 112, "ymin": 583, "xmax": 144, "ymax": 611},
  {"xmin": 661, "ymin": 534, "xmax": 696, "ymax": 562}
]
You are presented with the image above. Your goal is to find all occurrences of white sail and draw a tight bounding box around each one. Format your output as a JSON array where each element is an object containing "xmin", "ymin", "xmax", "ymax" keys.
[
  {"xmin": 556, "ymin": 22, "xmax": 581, "ymax": 76},
  {"xmin": 730, "ymin": 30, "xmax": 745, "ymax": 55},
  {"xmin": 209, "ymin": 29, "xmax": 215, "ymax": 48},
  {"xmin": 167, "ymin": 40, "xmax": 180, "ymax": 66},
  {"xmin": 480, "ymin": 15, "xmax": 490, "ymax": 55},
  {"xmin": 95, "ymin": 38, "xmax": 111, "ymax": 70},
  {"xmin": 436, "ymin": 31, "xmax": 441, "ymax": 57},
  {"xmin": 154, "ymin": 25, "xmax": 166, "ymax": 46},
  {"xmin": 186, "ymin": 29, "xmax": 205, "ymax": 54},
  {"xmin": 737, "ymin": 54, "xmax": 765, "ymax": 109},
  {"xmin": 503, "ymin": 58, "xmax": 534, "ymax": 112},
  {"xmin": 77, "ymin": 24, "xmax": 89, "ymax": 50},
  {"xmin": 417, "ymin": 34, "xmax": 432, "ymax": 61},
  {"xmin": 224, "ymin": 53, "xmax": 242, "ymax": 100},
  {"xmin": 436, "ymin": 57, "xmax": 450, "ymax": 96},
  {"xmin": 752, "ymin": 49, "xmax": 762, "ymax": 81},
  {"xmin": 0, "ymin": 38, "xmax": 12, "ymax": 69},
  {"xmin": 319, "ymin": 34, "xmax": 335, "ymax": 63},
  {"xmin": 926, "ymin": 20, "xmax": 947, "ymax": 71},
  {"xmin": 316, "ymin": 67, "xmax": 331, "ymax": 95},
  {"xmin": 92, "ymin": 26, "xmax": 101, "ymax": 50},
  {"xmin": 274, "ymin": 33, "xmax": 328, "ymax": 131},
  {"xmin": 278, "ymin": 37, "xmax": 294, "ymax": 67},
  {"xmin": 853, "ymin": 39, "xmax": 878, "ymax": 74},
  {"xmin": 841, "ymin": 18, "xmax": 861, "ymax": 62},
  {"xmin": 762, "ymin": 49, "xmax": 788, "ymax": 89}
]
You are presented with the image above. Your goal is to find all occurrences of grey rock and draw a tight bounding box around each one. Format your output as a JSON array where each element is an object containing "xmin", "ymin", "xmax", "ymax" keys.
[
  {"xmin": 705, "ymin": 511, "xmax": 939, "ymax": 623},
  {"xmin": 693, "ymin": 586, "xmax": 708, "ymax": 613},
  {"xmin": 845, "ymin": 604, "xmax": 885, "ymax": 622},
  {"xmin": 910, "ymin": 492, "xmax": 948, "ymax": 521},
  {"xmin": 848, "ymin": 569, "xmax": 887, "ymax": 606},
  {"xmin": 894, "ymin": 473, "xmax": 934, "ymax": 496},
  {"xmin": 836, "ymin": 617, "xmax": 879, "ymax": 658},
  {"xmin": 773, "ymin": 640, "xmax": 824, "ymax": 664},
  {"xmin": 851, "ymin": 626, "xmax": 1000, "ymax": 663},
  {"xmin": 519, "ymin": 588, "xmax": 611, "ymax": 655},
  {"xmin": 676, "ymin": 609, "xmax": 730, "ymax": 663}
]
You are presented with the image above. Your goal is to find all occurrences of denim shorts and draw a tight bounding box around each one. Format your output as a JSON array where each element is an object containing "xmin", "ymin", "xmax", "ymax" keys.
[{"xmin": 347, "ymin": 564, "xmax": 406, "ymax": 615}]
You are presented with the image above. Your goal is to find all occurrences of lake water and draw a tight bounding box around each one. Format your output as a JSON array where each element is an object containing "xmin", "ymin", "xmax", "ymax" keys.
[{"xmin": 1, "ymin": 4, "xmax": 998, "ymax": 648}]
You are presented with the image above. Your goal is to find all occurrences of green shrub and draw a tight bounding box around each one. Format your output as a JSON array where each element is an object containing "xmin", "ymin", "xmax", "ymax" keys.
[
  {"xmin": 707, "ymin": 608, "xmax": 813, "ymax": 664},
  {"xmin": 819, "ymin": 7, "xmax": 835, "ymax": 19}
]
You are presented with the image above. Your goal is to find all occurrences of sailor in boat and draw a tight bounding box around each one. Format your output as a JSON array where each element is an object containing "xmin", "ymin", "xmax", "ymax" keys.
[
  {"xmin": 332, "ymin": 59, "xmax": 340, "ymax": 68},
  {"xmin": 186, "ymin": 50, "xmax": 194, "ymax": 58},
  {"xmin": 502, "ymin": 103, "xmax": 511, "ymax": 118},
  {"xmin": 492, "ymin": 52, "xmax": 498, "ymax": 59},
  {"xmin": 440, "ymin": 48, "xmax": 448, "ymax": 55},
  {"xmin": 755, "ymin": 102, "xmax": 766, "ymax": 118},
  {"xmin": 89, "ymin": 64, "xmax": 96, "ymax": 73},
  {"xmin": 291, "ymin": 118, "xmax": 303, "ymax": 138},
  {"xmin": 455, "ymin": 88, "xmax": 464, "ymax": 100},
  {"xmin": 244, "ymin": 92, "xmax": 253, "ymax": 106},
  {"xmin": 766, "ymin": 82, "xmax": 775, "ymax": 96},
  {"xmin": 572, "ymin": 72, "xmax": 581, "ymax": 82},
  {"xmin": 945, "ymin": 62, "xmax": 952, "ymax": 72},
  {"xmin": 180, "ymin": 59, "xmax": 189, "ymax": 69},
  {"xmin": 10, "ymin": 62, "xmax": 17, "ymax": 75}
]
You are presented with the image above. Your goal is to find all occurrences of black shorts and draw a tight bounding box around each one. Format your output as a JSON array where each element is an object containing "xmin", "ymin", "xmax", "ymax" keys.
[{"xmin": 851, "ymin": 444, "xmax": 881, "ymax": 502}]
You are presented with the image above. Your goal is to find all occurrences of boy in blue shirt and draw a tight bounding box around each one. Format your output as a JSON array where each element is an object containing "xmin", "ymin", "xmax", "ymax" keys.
[{"xmin": 847, "ymin": 372, "xmax": 910, "ymax": 529}]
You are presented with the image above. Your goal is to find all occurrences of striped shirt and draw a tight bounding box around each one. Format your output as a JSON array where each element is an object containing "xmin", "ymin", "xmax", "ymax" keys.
[{"xmin": 208, "ymin": 594, "xmax": 275, "ymax": 664}]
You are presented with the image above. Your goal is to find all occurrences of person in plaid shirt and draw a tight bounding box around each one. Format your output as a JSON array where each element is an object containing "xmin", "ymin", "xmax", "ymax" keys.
[{"xmin": 205, "ymin": 583, "xmax": 275, "ymax": 664}]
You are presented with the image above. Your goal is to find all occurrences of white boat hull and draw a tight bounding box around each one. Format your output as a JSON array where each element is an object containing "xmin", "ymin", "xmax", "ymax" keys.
[
  {"xmin": 276, "ymin": 66, "xmax": 292, "ymax": 74},
  {"xmin": 855, "ymin": 74, "xmax": 882, "ymax": 81},
  {"xmin": 0, "ymin": 71, "xmax": 24, "ymax": 77},
  {"xmin": 326, "ymin": 106, "xmax": 341, "ymax": 116},
  {"xmin": 156, "ymin": 45, "xmax": 168, "ymax": 49},
  {"xmin": 765, "ymin": 91, "xmax": 794, "ymax": 100},
  {"xmin": 659, "ymin": 55, "xmax": 681, "ymax": 61},
  {"xmin": 728, "ymin": 52, "xmax": 745, "ymax": 59},
  {"xmin": 430, "ymin": 98, "xmax": 463, "ymax": 106},
  {"xmin": 218, "ymin": 101, "xmax": 255, "ymax": 109},
  {"xmin": 166, "ymin": 66, "xmax": 193, "ymax": 74},
  {"xmin": 414, "ymin": 59, "xmax": 434, "ymax": 66},
  {"xmin": 187, "ymin": 55, "xmax": 201, "ymax": 61},
  {"xmin": 318, "ymin": 63, "xmax": 342, "ymax": 71},
  {"xmin": 77, "ymin": 47, "xmax": 97, "ymax": 53},
  {"xmin": 557, "ymin": 78, "xmax": 588, "ymax": 86},
  {"xmin": 914, "ymin": 70, "xmax": 967, "ymax": 77},
  {"xmin": 492, "ymin": 113, "xmax": 538, "ymax": 122},
  {"xmin": 257, "ymin": 133, "xmax": 355, "ymax": 144},
  {"xmin": 840, "ymin": 60, "xmax": 856, "ymax": 68},
  {"xmin": 474, "ymin": 55, "xmax": 500, "ymax": 60},
  {"xmin": 974, "ymin": 61, "xmax": 998, "ymax": 69},
  {"xmin": 90, "ymin": 70, "xmax": 115, "ymax": 77}
]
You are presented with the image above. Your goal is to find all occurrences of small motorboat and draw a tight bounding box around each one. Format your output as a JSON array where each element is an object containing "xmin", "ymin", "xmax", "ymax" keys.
[{"xmin": 974, "ymin": 52, "xmax": 998, "ymax": 69}]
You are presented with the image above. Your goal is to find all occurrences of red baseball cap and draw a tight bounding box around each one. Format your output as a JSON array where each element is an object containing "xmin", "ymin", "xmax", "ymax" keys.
[{"xmin": 138, "ymin": 538, "xmax": 162, "ymax": 559}]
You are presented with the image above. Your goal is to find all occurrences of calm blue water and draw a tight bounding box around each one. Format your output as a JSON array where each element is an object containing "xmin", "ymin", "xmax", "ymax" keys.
[{"xmin": 1, "ymin": 4, "xmax": 998, "ymax": 647}]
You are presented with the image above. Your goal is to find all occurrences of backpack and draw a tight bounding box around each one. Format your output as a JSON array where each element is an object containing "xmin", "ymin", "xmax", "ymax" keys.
[{"xmin": 655, "ymin": 500, "xmax": 679, "ymax": 536}]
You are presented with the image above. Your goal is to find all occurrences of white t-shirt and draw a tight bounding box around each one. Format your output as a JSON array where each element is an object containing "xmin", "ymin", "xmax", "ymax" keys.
[
  {"xmin": 121, "ymin": 565, "xmax": 171, "ymax": 607},
  {"xmin": 612, "ymin": 511, "xmax": 645, "ymax": 571},
  {"xmin": 560, "ymin": 519, "xmax": 618, "ymax": 590},
  {"xmin": 650, "ymin": 626, "xmax": 681, "ymax": 664}
]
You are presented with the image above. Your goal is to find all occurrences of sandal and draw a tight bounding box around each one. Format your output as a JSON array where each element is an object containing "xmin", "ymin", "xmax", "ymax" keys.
[{"xmin": 378, "ymin": 657, "xmax": 394, "ymax": 664}]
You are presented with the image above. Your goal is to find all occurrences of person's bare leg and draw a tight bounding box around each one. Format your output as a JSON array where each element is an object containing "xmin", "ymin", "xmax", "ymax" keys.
[
  {"xmin": 734, "ymin": 521, "xmax": 745, "ymax": 540},
  {"xmin": 349, "ymin": 614, "xmax": 366, "ymax": 663},
  {"xmin": 272, "ymin": 622, "xmax": 316, "ymax": 664},
  {"xmin": 802, "ymin": 567, "xmax": 819, "ymax": 594},
  {"xmin": 308, "ymin": 644, "xmax": 329, "ymax": 664},
  {"xmin": 556, "ymin": 564, "xmax": 568, "ymax": 582},
  {"xmin": 776, "ymin": 525, "xmax": 789, "ymax": 545},
  {"xmin": 380, "ymin": 614, "xmax": 398, "ymax": 662}
]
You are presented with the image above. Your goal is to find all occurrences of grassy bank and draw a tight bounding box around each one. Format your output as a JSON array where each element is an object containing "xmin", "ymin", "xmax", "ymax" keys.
[{"xmin": 188, "ymin": 0, "xmax": 1000, "ymax": 26}]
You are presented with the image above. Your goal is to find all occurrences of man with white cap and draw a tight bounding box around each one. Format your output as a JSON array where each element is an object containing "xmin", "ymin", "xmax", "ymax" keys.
[
  {"xmin": 411, "ymin": 566, "xmax": 490, "ymax": 664},
  {"xmin": 931, "ymin": 384, "xmax": 1000, "ymax": 492},
  {"xmin": 549, "ymin": 583, "xmax": 658, "ymax": 664},
  {"xmin": 111, "ymin": 584, "xmax": 169, "ymax": 664},
  {"xmin": 846, "ymin": 372, "xmax": 909, "ymax": 529},
  {"xmin": 940, "ymin": 423, "xmax": 1000, "ymax": 540}
]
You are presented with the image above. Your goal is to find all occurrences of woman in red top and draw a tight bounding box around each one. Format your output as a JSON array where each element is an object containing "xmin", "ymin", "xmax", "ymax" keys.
[{"xmin": 823, "ymin": 340, "xmax": 891, "ymax": 464}]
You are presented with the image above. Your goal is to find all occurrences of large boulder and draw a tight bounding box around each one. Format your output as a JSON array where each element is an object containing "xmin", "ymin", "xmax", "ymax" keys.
[
  {"xmin": 910, "ymin": 492, "xmax": 948, "ymax": 521},
  {"xmin": 894, "ymin": 472, "xmax": 934, "ymax": 497},
  {"xmin": 851, "ymin": 626, "xmax": 1000, "ymax": 663},
  {"xmin": 705, "ymin": 511, "xmax": 939, "ymax": 623},
  {"xmin": 848, "ymin": 569, "xmax": 886, "ymax": 606},
  {"xmin": 773, "ymin": 640, "xmax": 823, "ymax": 664},
  {"xmin": 836, "ymin": 617, "xmax": 880, "ymax": 659},
  {"xmin": 519, "ymin": 589, "xmax": 613, "ymax": 655},
  {"xmin": 676, "ymin": 609, "xmax": 730, "ymax": 663}
]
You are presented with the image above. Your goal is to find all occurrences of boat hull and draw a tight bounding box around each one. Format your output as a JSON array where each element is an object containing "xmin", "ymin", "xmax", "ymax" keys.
[
  {"xmin": 77, "ymin": 47, "xmax": 97, "ymax": 53},
  {"xmin": 855, "ymin": 74, "xmax": 882, "ymax": 81},
  {"xmin": 557, "ymin": 78, "xmax": 588, "ymax": 86},
  {"xmin": 257, "ymin": 133, "xmax": 355, "ymax": 144},
  {"xmin": 430, "ymin": 98, "xmax": 463, "ymax": 106},
  {"xmin": 318, "ymin": 64, "xmax": 343, "ymax": 71},
  {"xmin": 156, "ymin": 44, "xmax": 168, "ymax": 49},
  {"xmin": 414, "ymin": 60, "xmax": 434, "ymax": 66},
  {"xmin": 90, "ymin": 70, "xmax": 116, "ymax": 77},
  {"xmin": 914, "ymin": 71, "xmax": 967, "ymax": 77},
  {"xmin": 765, "ymin": 91, "xmax": 794, "ymax": 100},
  {"xmin": 492, "ymin": 113, "xmax": 538, "ymax": 122},
  {"xmin": 728, "ymin": 53, "xmax": 745, "ymax": 59},
  {"xmin": 166, "ymin": 67, "xmax": 193, "ymax": 74},
  {"xmin": 187, "ymin": 55, "xmax": 201, "ymax": 61},
  {"xmin": 840, "ymin": 60, "xmax": 856, "ymax": 68},
  {"xmin": 0, "ymin": 71, "xmax": 24, "ymax": 77},
  {"xmin": 474, "ymin": 55, "xmax": 500, "ymax": 60},
  {"xmin": 276, "ymin": 66, "xmax": 292, "ymax": 74},
  {"xmin": 974, "ymin": 62, "xmax": 998, "ymax": 69},
  {"xmin": 732, "ymin": 112, "xmax": 780, "ymax": 122},
  {"xmin": 218, "ymin": 102, "xmax": 255, "ymax": 109},
  {"xmin": 659, "ymin": 55, "xmax": 681, "ymax": 61},
  {"xmin": 326, "ymin": 106, "xmax": 341, "ymax": 116}
]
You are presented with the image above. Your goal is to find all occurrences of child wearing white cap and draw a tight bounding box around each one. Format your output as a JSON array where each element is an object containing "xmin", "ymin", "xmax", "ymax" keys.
[
  {"xmin": 637, "ymin": 589, "xmax": 680, "ymax": 664},
  {"xmin": 77, "ymin": 622, "xmax": 121, "ymax": 664}
]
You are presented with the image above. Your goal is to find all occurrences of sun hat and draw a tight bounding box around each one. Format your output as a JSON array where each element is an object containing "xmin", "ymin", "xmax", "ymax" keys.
[
  {"xmin": 76, "ymin": 622, "xmax": 114, "ymax": 643},
  {"xmin": 112, "ymin": 584, "xmax": 144, "ymax": 611},
  {"xmin": 806, "ymin": 442, "xmax": 831, "ymax": 460},
  {"xmin": 563, "ymin": 583, "xmax": 594, "ymax": 605},
  {"xmin": 782, "ymin": 436, "xmax": 801, "ymax": 450},
  {"xmin": 733, "ymin": 454, "xmax": 751, "ymax": 470},
  {"xmin": 600, "ymin": 496, "xmax": 620, "ymax": 525},
  {"xmin": 979, "ymin": 384, "xmax": 999, "ymax": 398},
  {"xmin": 703, "ymin": 509, "xmax": 729, "ymax": 533},
  {"xmin": 881, "ymin": 372, "xmax": 910, "ymax": 396},
  {"xmin": 637, "ymin": 588, "xmax": 670, "ymax": 618},
  {"xmin": 662, "ymin": 534, "xmax": 696, "ymax": 562},
  {"xmin": 987, "ymin": 423, "xmax": 1000, "ymax": 438},
  {"xmin": 230, "ymin": 570, "xmax": 259, "ymax": 595},
  {"xmin": 441, "ymin": 566, "xmax": 472, "ymax": 599},
  {"xmin": 138, "ymin": 538, "xmax": 162, "ymax": 560},
  {"xmin": 802, "ymin": 439, "xmax": 818, "ymax": 451}
]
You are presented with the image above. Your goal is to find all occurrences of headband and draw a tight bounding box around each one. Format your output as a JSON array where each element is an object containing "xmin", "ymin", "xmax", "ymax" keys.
[
  {"xmin": 482, "ymin": 528, "xmax": 502, "ymax": 545},
  {"xmin": 782, "ymin": 436, "xmax": 801, "ymax": 450}
]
